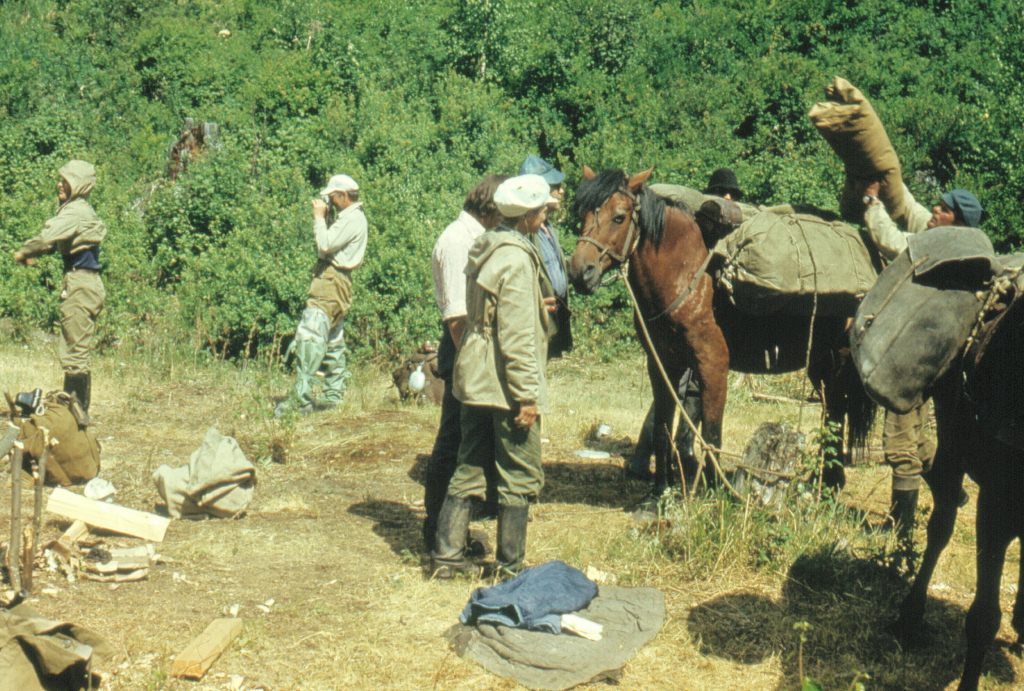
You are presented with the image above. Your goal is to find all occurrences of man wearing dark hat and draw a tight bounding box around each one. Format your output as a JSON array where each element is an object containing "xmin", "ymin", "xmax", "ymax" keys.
[
  {"xmin": 862, "ymin": 181, "xmax": 983, "ymax": 556},
  {"xmin": 519, "ymin": 155, "xmax": 573, "ymax": 358},
  {"xmin": 704, "ymin": 167, "xmax": 744, "ymax": 201}
]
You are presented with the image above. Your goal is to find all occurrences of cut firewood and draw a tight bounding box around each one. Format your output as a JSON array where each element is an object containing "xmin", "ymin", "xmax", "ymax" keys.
[
  {"xmin": 171, "ymin": 618, "xmax": 243, "ymax": 679},
  {"xmin": 47, "ymin": 488, "xmax": 169, "ymax": 542}
]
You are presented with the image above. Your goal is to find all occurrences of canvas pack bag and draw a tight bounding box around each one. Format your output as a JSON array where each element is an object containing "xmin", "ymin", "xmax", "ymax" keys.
[
  {"xmin": 711, "ymin": 207, "xmax": 880, "ymax": 317},
  {"xmin": 153, "ymin": 427, "xmax": 256, "ymax": 518},
  {"xmin": 851, "ymin": 226, "xmax": 999, "ymax": 413},
  {"xmin": 15, "ymin": 391, "xmax": 100, "ymax": 486},
  {"xmin": 808, "ymin": 76, "xmax": 909, "ymax": 224}
]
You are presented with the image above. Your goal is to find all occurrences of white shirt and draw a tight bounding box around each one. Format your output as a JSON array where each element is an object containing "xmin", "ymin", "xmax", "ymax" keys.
[
  {"xmin": 432, "ymin": 210, "xmax": 485, "ymax": 321},
  {"xmin": 314, "ymin": 202, "xmax": 367, "ymax": 269},
  {"xmin": 863, "ymin": 185, "xmax": 932, "ymax": 261}
]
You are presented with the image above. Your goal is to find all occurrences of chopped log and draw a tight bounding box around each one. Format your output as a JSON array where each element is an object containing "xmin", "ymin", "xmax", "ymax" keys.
[
  {"xmin": 171, "ymin": 618, "xmax": 243, "ymax": 679},
  {"xmin": 47, "ymin": 488, "xmax": 169, "ymax": 542}
]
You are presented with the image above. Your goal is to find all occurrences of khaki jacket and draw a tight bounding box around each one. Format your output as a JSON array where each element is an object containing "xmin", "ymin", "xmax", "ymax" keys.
[
  {"xmin": 19, "ymin": 160, "xmax": 107, "ymax": 260},
  {"xmin": 454, "ymin": 227, "xmax": 549, "ymax": 412}
]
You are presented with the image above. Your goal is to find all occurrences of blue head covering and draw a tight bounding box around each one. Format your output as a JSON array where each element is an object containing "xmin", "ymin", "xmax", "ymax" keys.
[
  {"xmin": 940, "ymin": 189, "xmax": 983, "ymax": 227},
  {"xmin": 519, "ymin": 155, "xmax": 565, "ymax": 186}
]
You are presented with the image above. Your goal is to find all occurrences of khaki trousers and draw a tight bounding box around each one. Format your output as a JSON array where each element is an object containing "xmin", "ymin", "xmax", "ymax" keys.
[
  {"xmin": 448, "ymin": 404, "xmax": 543, "ymax": 507},
  {"xmin": 59, "ymin": 270, "xmax": 105, "ymax": 374},
  {"xmin": 883, "ymin": 401, "xmax": 936, "ymax": 491},
  {"xmin": 306, "ymin": 260, "xmax": 352, "ymax": 327}
]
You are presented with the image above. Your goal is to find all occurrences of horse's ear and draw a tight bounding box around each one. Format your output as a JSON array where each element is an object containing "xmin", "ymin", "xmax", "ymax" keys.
[
  {"xmin": 582, "ymin": 165, "xmax": 596, "ymax": 181},
  {"xmin": 628, "ymin": 167, "xmax": 654, "ymax": 192}
]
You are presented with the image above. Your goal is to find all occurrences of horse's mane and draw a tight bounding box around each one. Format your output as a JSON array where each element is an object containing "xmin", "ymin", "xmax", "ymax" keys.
[{"xmin": 573, "ymin": 169, "xmax": 690, "ymax": 249}]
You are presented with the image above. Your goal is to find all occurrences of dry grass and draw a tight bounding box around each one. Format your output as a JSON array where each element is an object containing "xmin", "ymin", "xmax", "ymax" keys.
[{"xmin": 1, "ymin": 343, "xmax": 1022, "ymax": 690}]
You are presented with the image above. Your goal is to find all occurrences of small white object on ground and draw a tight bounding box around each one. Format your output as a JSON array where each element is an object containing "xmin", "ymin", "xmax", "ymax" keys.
[
  {"xmin": 83, "ymin": 477, "xmax": 116, "ymax": 502},
  {"xmin": 574, "ymin": 449, "xmax": 610, "ymax": 460},
  {"xmin": 560, "ymin": 613, "xmax": 603, "ymax": 641}
]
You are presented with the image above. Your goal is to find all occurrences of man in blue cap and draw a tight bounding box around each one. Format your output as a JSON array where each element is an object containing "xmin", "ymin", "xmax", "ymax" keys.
[
  {"xmin": 862, "ymin": 180, "xmax": 983, "ymax": 558},
  {"xmin": 519, "ymin": 155, "xmax": 573, "ymax": 358}
]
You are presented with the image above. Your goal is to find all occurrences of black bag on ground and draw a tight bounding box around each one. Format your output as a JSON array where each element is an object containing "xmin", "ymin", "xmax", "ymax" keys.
[{"xmin": 851, "ymin": 226, "xmax": 998, "ymax": 413}]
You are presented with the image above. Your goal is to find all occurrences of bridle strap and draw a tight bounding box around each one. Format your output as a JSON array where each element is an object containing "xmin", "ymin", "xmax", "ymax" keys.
[{"xmin": 575, "ymin": 187, "xmax": 641, "ymax": 267}]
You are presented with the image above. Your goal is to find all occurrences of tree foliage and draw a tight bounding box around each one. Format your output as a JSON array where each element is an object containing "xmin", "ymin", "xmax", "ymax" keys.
[{"xmin": 1, "ymin": 0, "xmax": 1021, "ymax": 360}]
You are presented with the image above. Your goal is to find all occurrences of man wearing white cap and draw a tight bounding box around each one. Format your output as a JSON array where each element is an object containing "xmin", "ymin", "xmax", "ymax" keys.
[
  {"xmin": 276, "ymin": 173, "xmax": 367, "ymax": 417},
  {"xmin": 431, "ymin": 174, "xmax": 554, "ymax": 579}
]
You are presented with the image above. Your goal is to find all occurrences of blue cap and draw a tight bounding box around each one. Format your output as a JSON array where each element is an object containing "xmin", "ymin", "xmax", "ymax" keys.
[
  {"xmin": 940, "ymin": 189, "xmax": 983, "ymax": 227},
  {"xmin": 518, "ymin": 155, "xmax": 565, "ymax": 186}
]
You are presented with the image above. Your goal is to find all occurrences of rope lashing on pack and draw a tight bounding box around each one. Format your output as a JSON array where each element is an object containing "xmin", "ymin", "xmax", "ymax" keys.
[
  {"xmin": 618, "ymin": 263, "xmax": 742, "ymax": 501},
  {"xmin": 963, "ymin": 264, "xmax": 1024, "ymax": 353}
]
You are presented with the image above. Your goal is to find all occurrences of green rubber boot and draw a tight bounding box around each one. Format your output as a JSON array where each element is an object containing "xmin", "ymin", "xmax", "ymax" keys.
[
  {"xmin": 319, "ymin": 337, "xmax": 350, "ymax": 408},
  {"xmin": 275, "ymin": 338, "xmax": 325, "ymax": 417}
]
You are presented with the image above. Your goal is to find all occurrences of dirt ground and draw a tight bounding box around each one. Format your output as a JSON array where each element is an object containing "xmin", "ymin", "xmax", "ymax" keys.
[{"xmin": 1, "ymin": 345, "xmax": 1022, "ymax": 690}]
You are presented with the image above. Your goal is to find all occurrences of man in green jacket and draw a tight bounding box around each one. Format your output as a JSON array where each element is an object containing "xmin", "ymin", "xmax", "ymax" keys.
[
  {"xmin": 431, "ymin": 174, "xmax": 554, "ymax": 579},
  {"xmin": 13, "ymin": 160, "xmax": 107, "ymax": 411}
]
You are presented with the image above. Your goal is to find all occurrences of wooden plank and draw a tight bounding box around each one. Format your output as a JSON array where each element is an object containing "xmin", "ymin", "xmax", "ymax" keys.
[
  {"xmin": 171, "ymin": 618, "xmax": 243, "ymax": 679},
  {"xmin": 46, "ymin": 488, "xmax": 169, "ymax": 542}
]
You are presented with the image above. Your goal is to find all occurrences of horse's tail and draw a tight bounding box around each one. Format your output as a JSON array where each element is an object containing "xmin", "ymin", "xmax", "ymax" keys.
[{"xmin": 842, "ymin": 357, "xmax": 877, "ymax": 458}]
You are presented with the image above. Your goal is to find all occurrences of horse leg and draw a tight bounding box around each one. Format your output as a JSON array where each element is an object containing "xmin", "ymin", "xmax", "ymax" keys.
[
  {"xmin": 808, "ymin": 339, "xmax": 847, "ymax": 490},
  {"xmin": 647, "ymin": 355, "xmax": 677, "ymax": 497},
  {"xmin": 895, "ymin": 444, "xmax": 964, "ymax": 641},
  {"xmin": 960, "ymin": 489, "xmax": 1013, "ymax": 691},
  {"xmin": 689, "ymin": 320, "xmax": 728, "ymax": 490},
  {"xmin": 1011, "ymin": 548, "xmax": 1024, "ymax": 653}
]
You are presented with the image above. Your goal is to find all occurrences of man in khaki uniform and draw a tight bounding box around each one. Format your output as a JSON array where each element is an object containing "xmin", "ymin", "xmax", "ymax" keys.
[
  {"xmin": 276, "ymin": 174, "xmax": 368, "ymax": 417},
  {"xmin": 432, "ymin": 174, "xmax": 554, "ymax": 579},
  {"xmin": 863, "ymin": 182, "xmax": 982, "ymax": 546},
  {"xmin": 13, "ymin": 160, "xmax": 107, "ymax": 411}
]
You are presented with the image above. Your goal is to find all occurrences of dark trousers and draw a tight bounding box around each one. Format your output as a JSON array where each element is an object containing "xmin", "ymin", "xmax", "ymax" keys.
[{"xmin": 422, "ymin": 329, "xmax": 497, "ymax": 550}]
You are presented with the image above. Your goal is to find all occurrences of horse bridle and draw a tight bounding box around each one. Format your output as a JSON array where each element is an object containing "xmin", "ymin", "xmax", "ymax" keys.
[{"xmin": 575, "ymin": 187, "xmax": 641, "ymax": 269}]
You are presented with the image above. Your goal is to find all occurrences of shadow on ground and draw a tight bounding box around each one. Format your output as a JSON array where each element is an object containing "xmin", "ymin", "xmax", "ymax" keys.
[
  {"xmin": 540, "ymin": 460, "xmax": 646, "ymax": 509},
  {"xmin": 348, "ymin": 499, "xmax": 423, "ymax": 559},
  {"xmin": 687, "ymin": 547, "xmax": 1019, "ymax": 690}
]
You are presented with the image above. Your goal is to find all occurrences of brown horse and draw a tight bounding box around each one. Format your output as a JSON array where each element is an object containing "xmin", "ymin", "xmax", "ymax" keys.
[{"xmin": 568, "ymin": 167, "xmax": 874, "ymax": 496}]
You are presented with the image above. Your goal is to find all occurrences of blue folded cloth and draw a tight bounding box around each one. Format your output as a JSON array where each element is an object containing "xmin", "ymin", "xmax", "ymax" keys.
[{"xmin": 460, "ymin": 560, "xmax": 598, "ymax": 634}]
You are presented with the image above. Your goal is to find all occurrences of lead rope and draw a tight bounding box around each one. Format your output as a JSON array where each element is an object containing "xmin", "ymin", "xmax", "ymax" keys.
[{"xmin": 619, "ymin": 263, "xmax": 742, "ymax": 501}]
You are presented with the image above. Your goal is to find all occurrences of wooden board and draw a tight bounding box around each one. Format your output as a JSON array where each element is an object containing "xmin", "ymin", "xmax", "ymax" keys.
[
  {"xmin": 46, "ymin": 488, "xmax": 169, "ymax": 542},
  {"xmin": 171, "ymin": 618, "xmax": 243, "ymax": 679}
]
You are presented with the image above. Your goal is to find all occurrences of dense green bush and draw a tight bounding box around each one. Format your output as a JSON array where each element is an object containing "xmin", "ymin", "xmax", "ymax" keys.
[{"xmin": 1, "ymin": 0, "xmax": 1021, "ymax": 362}]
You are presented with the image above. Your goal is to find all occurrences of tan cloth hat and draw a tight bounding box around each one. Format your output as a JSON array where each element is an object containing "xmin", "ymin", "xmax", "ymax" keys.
[
  {"xmin": 494, "ymin": 174, "xmax": 557, "ymax": 216},
  {"xmin": 320, "ymin": 174, "xmax": 359, "ymax": 196}
]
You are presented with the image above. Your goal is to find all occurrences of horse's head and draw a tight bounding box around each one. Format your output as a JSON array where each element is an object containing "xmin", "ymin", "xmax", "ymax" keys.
[{"xmin": 569, "ymin": 166, "xmax": 653, "ymax": 294}]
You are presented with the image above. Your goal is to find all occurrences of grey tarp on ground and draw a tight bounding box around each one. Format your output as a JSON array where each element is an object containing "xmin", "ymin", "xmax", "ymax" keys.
[
  {"xmin": 446, "ymin": 586, "xmax": 665, "ymax": 690},
  {"xmin": 851, "ymin": 226, "xmax": 997, "ymax": 413},
  {"xmin": 712, "ymin": 208, "xmax": 879, "ymax": 316},
  {"xmin": 153, "ymin": 427, "xmax": 256, "ymax": 518},
  {"xmin": 0, "ymin": 602, "xmax": 112, "ymax": 690}
]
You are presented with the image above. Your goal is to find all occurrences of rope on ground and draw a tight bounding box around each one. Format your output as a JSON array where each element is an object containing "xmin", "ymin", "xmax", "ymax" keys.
[{"xmin": 618, "ymin": 264, "xmax": 743, "ymax": 501}]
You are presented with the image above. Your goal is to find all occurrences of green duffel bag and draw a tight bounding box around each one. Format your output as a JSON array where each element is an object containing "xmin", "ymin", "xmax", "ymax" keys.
[{"xmin": 712, "ymin": 207, "xmax": 880, "ymax": 317}]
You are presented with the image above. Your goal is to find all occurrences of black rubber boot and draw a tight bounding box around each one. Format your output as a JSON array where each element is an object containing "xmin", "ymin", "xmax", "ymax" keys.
[
  {"xmin": 495, "ymin": 504, "xmax": 530, "ymax": 579},
  {"xmin": 430, "ymin": 495, "xmax": 478, "ymax": 579},
  {"xmin": 63, "ymin": 372, "xmax": 91, "ymax": 412},
  {"xmin": 890, "ymin": 489, "xmax": 919, "ymax": 540}
]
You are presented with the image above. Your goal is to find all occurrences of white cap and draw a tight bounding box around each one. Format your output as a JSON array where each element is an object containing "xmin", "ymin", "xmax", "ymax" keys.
[
  {"xmin": 320, "ymin": 174, "xmax": 359, "ymax": 196},
  {"xmin": 493, "ymin": 174, "xmax": 558, "ymax": 217}
]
